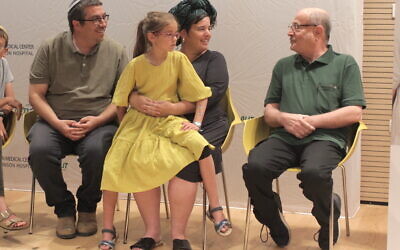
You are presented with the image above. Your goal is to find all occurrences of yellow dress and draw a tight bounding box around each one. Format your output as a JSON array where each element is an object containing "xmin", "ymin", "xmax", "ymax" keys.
[{"xmin": 101, "ymin": 51, "xmax": 212, "ymax": 193}]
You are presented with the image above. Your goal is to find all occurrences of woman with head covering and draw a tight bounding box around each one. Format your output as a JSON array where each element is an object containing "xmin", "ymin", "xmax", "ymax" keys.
[{"xmin": 128, "ymin": 0, "xmax": 231, "ymax": 249}]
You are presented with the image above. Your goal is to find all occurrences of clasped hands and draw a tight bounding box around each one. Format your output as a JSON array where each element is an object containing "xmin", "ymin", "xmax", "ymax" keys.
[
  {"xmin": 130, "ymin": 92, "xmax": 174, "ymax": 118},
  {"xmin": 58, "ymin": 116, "xmax": 100, "ymax": 141},
  {"xmin": 129, "ymin": 92, "xmax": 199, "ymax": 131},
  {"xmin": 280, "ymin": 113, "xmax": 316, "ymax": 139}
]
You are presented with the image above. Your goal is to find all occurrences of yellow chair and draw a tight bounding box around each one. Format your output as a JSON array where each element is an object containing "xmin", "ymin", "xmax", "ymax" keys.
[
  {"xmin": 2, "ymin": 111, "xmax": 17, "ymax": 148},
  {"xmin": 242, "ymin": 116, "xmax": 367, "ymax": 250},
  {"xmin": 201, "ymin": 88, "xmax": 241, "ymax": 249},
  {"xmin": 23, "ymin": 110, "xmax": 120, "ymax": 234}
]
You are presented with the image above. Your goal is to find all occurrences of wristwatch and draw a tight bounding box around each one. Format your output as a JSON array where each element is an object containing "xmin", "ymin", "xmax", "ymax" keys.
[{"xmin": 193, "ymin": 121, "xmax": 202, "ymax": 128}]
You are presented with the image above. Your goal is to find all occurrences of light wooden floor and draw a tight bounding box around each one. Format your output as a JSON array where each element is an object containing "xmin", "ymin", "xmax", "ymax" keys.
[{"xmin": 1, "ymin": 190, "xmax": 387, "ymax": 250}]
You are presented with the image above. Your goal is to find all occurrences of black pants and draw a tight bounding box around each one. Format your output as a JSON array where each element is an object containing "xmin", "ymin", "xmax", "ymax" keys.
[
  {"xmin": 242, "ymin": 137, "xmax": 344, "ymax": 227},
  {"xmin": 28, "ymin": 120, "xmax": 117, "ymax": 217}
]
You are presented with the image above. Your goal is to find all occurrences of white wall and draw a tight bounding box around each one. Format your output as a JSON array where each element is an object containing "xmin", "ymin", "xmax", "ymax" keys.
[{"xmin": 0, "ymin": 0, "xmax": 363, "ymax": 215}]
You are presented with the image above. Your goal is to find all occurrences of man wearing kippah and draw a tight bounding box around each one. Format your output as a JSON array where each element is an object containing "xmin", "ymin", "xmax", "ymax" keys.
[
  {"xmin": 28, "ymin": 0, "xmax": 128, "ymax": 239},
  {"xmin": 242, "ymin": 8, "xmax": 365, "ymax": 249}
]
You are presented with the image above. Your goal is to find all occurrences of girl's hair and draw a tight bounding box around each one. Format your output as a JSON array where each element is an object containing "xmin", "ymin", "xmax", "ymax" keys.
[{"xmin": 132, "ymin": 11, "xmax": 177, "ymax": 58}]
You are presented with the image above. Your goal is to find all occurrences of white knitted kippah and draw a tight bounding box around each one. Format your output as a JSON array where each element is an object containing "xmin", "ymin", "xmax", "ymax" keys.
[{"xmin": 68, "ymin": 0, "xmax": 81, "ymax": 13}]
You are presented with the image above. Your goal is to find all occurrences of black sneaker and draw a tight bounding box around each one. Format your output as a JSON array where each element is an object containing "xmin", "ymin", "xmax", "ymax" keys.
[
  {"xmin": 317, "ymin": 193, "xmax": 341, "ymax": 249},
  {"xmin": 256, "ymin": 192, "xmax": 290, "ymax": 247}
]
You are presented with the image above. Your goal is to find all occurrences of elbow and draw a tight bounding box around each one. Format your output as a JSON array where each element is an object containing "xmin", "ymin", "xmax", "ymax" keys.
[
  {"xmin": 28, "ymin": 92, "xmax": 35, "ymax": 106},
  {"xmin": 351, "ymin": 106, "xmax": 363, "ymax": 123}
]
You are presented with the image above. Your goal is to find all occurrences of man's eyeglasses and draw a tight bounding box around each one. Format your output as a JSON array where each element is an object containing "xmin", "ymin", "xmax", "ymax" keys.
[
  {"xmin": 78, "ymin": 14, "xmax": 109, "ymax": 25},
  {"xmin": 288, "ymin": 23, "xmax": 317, "ymax": 32},
  {"xmin": 154, "ymin": 32, "xmax": 180, "ymax": 39}
]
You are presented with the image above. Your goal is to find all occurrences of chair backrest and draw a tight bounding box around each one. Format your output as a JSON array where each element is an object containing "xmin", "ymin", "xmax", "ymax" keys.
[
  {"xmin": 2, "ymin": 111, "xmax": 17, "ymax": 149},
  {"xmin": 242, "ymin": 116, "xmax": 270, "ymax": 155},
  {"xmin": 219, "ymin": 88, "xmax": 242, "ymax": 152},
  {"xmin": 338, "ymin": 121, "xmax": 367, "ymax": 166},
  {"xmin": 23, "ymin": 110, "xmax": 38, "ymax": 142}
]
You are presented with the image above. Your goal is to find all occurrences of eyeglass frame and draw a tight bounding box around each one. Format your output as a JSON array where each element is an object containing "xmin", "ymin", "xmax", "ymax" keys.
[
  {"xmin": 288, "ymin": 23, "xmax": 317, "ymax": 32},
  {"xmin": 153, "ymin": 31, "xmax": 180, "ymax": 39},
  {"xmin": 78, "ymin": 14, "xmax": 109, "ymax": 25}
]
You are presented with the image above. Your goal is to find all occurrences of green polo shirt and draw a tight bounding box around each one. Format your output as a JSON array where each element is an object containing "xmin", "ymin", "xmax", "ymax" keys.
[
  {"xmin": 265, "ymin": 45, "xmax": 366, "ymax": 148},
  {"xmin": 30, "ymin": 31, "xmax": 128, "ymax": 120}
]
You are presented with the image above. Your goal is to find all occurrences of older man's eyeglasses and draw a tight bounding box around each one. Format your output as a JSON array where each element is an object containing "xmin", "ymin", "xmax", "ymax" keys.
[
  {"xmin": 78, "ymin": 14, "xmax": 109, "ymax": 25},
  {"xmin": 154, "ymin": 32, "xmax": 180, "ymax": 39},
  {"xmin": 288, "ymin": 23, "xmax": 317, "ymax": 32}
]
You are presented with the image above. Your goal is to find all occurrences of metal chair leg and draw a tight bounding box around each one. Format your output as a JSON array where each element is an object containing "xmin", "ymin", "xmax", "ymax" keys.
[
  {"xmin": 123, "ymin": 193, "xmax": 131, "ymax": 244},
  {"xmin": 220, "ymin": 163, "xmax": 231, "ymax": 223},
  {"xmin": 275, "ymin": 178, "xmax": 280, "ymax": 195},
  {"xmin": 162, "ymin": 184, "xmax": 170, "ymax": 219},
  {"xmin": 329, "ymin": 192, "xmax": 334, "ymax": 250},
  {"xmin": 243, "ymin": 197, "xmax": 252, "ymax": 250},
  {"xmin": 202, "ymin": 187, "xmax": 207, "ymax": 250},
  {"xmin": 29, "ymin": 174, "xmax": 36, "ymax": 234},
  {"xmin": 116, "ymin": 193, "xmax": 120, "ymax": 211},
  {"xmin": 340, "ymin": 165, "xmax": 350, "ymax": 236}
]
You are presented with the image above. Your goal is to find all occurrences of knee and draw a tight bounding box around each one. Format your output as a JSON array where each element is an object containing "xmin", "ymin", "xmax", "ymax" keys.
[
  {"xmin": 29, "ymin": 141, "xmax": 56, "ymax": 162},
  {"xmin": 87, "ymin": 143, "xmax": 106, "ymax": 157},
  {"xmin": 298, "ymin": 168, "xmax": 331, "ymax": 189},
  {"xmin": 83, "ymin": 127, "xmax": 116, "ymax": 159},
  {"xmin": 242, "ymin": 161, "xmax": 273, "ymax": 183}
]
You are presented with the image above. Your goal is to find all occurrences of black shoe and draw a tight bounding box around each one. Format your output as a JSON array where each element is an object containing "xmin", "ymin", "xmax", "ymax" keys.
[
  {"xmin": 173, "ymin": 239, "xmax": 192, "ymax": 250},
  {"xmin": 255, "ymin": 192, "xmax": 290, "ymax": 247},
  {"xmin": 130, "ymin": 237, "xmax": 163, "ymax": 250},
  {"xmin": 317, "ymin": 193, "xmax": 341, "ymax": 249}
]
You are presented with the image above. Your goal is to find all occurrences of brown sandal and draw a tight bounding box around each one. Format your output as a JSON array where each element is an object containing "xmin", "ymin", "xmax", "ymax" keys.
[{"xmin": 0, "ymin": 208, "xmax": 28, "ymax": 231}]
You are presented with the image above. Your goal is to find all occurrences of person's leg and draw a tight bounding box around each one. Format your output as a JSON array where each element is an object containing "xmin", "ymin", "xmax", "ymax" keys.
[
  {"xmin": 74, "ymin": 123, "xmax": 117, "ymax": 236},
  {"xmin": 28, "ymin": 120, "xmax": 76, "ymax": 217},
  {"xmin": 99, "ymin": 190, "xmax": 118, "ymax": 250},
  {"xmin": 131, "ymin": 187, "xmax": 162, "ymax": 250},
  {"xmin": 242, "ymin": 137, "xmax": 297, "ymax": 247},
  {"xmin": 75, "ymin": 123, "xmax": 117, "ymax": 214},
  {"xmin": 0, "ymin": 141, "xmax": 27, "ymax": 229},
  {"xmin": 28, "ymin": 120, "xmax": 76, "ymax": 238},
  {"xmin": 168, "ymin": 176, "xmax": 197, "ymax": 240},
  {"xmin": 297, "ymin": 140, "xmax": 344, "ymax": 249},
  {"xmin": 198, "ymin": 154, "xmax": 231, "ymax": 235}
]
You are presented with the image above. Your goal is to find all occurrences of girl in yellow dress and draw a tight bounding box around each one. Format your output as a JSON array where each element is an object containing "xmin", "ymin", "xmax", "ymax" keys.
[{"xmin": 99, "ymin": 11, "xmax": 231, "ymax": 250}]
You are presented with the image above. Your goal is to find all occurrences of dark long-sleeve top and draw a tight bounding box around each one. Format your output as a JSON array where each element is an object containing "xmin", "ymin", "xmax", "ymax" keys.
[{"xmin": 185, "ymin": 50, "xmax": 229, "ymax": 128}]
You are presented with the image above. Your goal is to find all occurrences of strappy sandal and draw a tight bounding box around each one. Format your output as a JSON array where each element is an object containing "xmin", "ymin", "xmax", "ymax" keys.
[
  {"xmin": 0, "ymin": 208, "xmax": 28, "ymax": 231},
  {"xmin": 130, "ymin": 237, "xmax": 163, "ymax": 250},
  {"xmin": 206, "ymin": 206, "xmax": 232, "ymax": 237},
  {"xmin": 173, "ymin": 239, "xmax": 192, "ymax": 250},
  {"xmin": 98, "ymin": 227, "xmax": 117, "ymax": 250}
]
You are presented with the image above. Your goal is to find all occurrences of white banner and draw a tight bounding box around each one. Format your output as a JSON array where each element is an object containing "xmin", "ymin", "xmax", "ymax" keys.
[{"xmin": 1, "ymin": 0, "xmax": 363, "ymax": 214}]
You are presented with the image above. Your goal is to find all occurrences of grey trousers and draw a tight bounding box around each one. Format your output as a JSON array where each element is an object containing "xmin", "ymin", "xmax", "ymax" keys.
[{"xmin": 28, "ymin": 119, "xmax": 117, "ymax": 217}]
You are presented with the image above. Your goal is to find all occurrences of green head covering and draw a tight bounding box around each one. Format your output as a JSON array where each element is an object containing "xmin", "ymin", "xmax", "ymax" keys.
[{"xmin": 169, "ymin": 0, "xmax": 217, "ymax": 31}]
